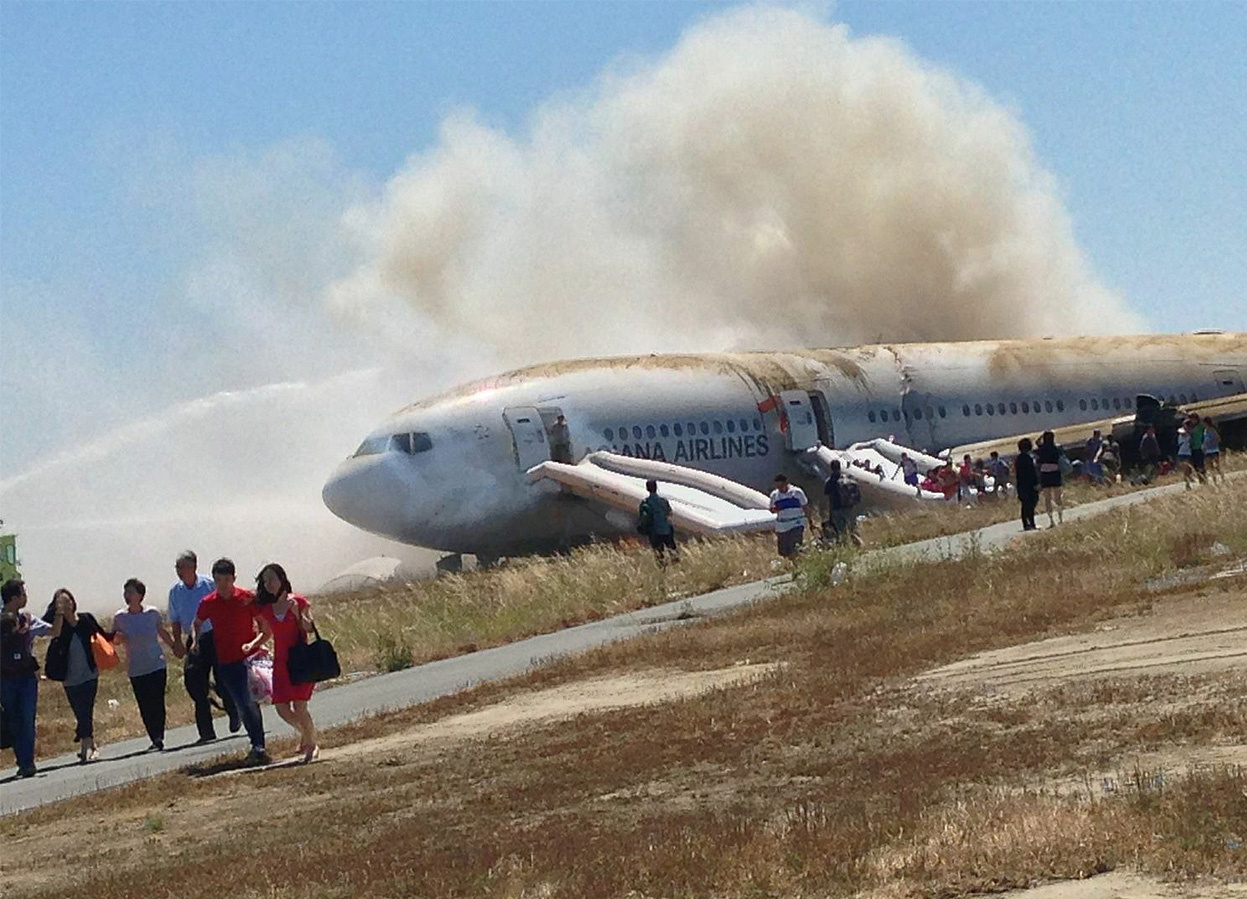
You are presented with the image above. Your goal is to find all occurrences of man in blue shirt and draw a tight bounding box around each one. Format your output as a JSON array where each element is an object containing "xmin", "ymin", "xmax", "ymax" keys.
[{"xmin": 168, "ymin": 550, "xmax": 238, "ymax": 742}]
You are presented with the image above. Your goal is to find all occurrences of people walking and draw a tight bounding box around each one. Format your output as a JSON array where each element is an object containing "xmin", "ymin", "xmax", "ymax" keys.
[
  {"xmin": 1, "ymin": 579, "xmax": 51, "ymax": 777},
  {"xmin": 1015, "ymin": 438, "xmax": 1040, "ymax": 532},
  {"xmin": 193, "ymin": 558, "xmax": 272, "ymax": 765},
  {"xmin": 1138, "ymin": 426, "xmax": 1162, "ymax": 483},
  {"xmin": 111, "ymin": 578, "xmax": 179, "ymax": 751},
  {"xmin": 168, "ymin": 550, "xmax": 239, "ymax": 743},
  {"xmin": 1202, "ymin": 417, "xmax": 1224, "ymax": 483},
  {"xmin": 43, "ymin": 589, "xmax": 108, "ymax": 763},
  {"xmin": 823, "ymin": 460, "xmax": 863, "ymax": 546},
  {"xmin": 1035, "ymin": 431, "xmax": 1064, "ymax": 527},
  {"xmin": 769, "ymin": 474, "xmax": 811, "ymax": 559},
  {"xmin": 1175, "ymin": 417, "xmax": 1206, "ymax": 489},
  {"xmin": 637, "ymin": 480, "xmax": 680, "ymax": 564},
  {"xmin": 254, "ymin": 563, "xmax": 319, "ymax": 763}
]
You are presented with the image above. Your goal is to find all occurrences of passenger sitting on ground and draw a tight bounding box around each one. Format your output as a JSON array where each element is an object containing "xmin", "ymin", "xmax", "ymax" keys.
[{"xmin": 1097, "ymin": 437, "xmax": 1120, "ymax": 483}]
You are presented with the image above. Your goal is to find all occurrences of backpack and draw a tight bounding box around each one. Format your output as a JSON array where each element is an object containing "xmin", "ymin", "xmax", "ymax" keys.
[
  {"xmin": 837, "ymin": 479, "xmax": 862, "ymax": 509},
  {"xmin": 636, "ymin": 500, "xmax": 653, "ymax": 535}
]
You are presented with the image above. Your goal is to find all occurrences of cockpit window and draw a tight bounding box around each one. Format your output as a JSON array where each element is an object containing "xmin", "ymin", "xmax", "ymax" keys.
[
  {"xmin": 391, "ymin": 432, "xmax": 433, "ymax": 455},
  {"xmin": 353, "ymin": 432, "xmax": 433, "ymax": 458},
  {"xmin": 353, "ymin": 435, "xmax": 389, "ymax": 457}
]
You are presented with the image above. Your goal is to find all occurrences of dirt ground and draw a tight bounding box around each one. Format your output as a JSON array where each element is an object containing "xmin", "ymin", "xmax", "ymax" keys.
[{"xmin": 999, "ymin": 871, "xmax": 1247, "ymax": 899}]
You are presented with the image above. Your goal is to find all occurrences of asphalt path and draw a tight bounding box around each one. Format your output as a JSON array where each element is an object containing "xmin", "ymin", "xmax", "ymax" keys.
[{"xmin": 0, "ymin": 475, "xmax": 1229, "ymax": 814}]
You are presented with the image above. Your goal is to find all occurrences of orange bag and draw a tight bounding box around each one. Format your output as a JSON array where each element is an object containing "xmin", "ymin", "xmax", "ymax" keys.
[{"xmin": 91, "ymin": 632, "xmax": 120, "ymax": 670}]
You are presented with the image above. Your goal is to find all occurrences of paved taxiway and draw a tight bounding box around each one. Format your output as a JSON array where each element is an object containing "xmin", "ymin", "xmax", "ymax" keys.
[{"xmin": 1, "ymin": 475, "xmax": 1231, "ymax": 814}]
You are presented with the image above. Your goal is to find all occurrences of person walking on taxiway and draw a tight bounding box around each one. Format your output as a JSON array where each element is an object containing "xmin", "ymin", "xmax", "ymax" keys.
[
  {"xmin": 169, "ymin": 550, "xmax": 238, "ymax": 744},
  {"xmin": 193, "ymin": 558, "xmax": 273, "ymax": 766},
  {"xmin": 43, "ymin": 588, "xmax": 108, "ymax": 763},
  {"xmin": 1, "ymin": 579, "xmax": 51, "ymax": 777},
  {"xmin": 253, "ymin": 563, "xmax": 320, "ymax": 763},
  {"xmin": 769, "ymin": 474, "xmax": 812, "ymax": 559},
  {"xmin": 111, "ymin": 578, "xmax": 179, "ymax": 751}
]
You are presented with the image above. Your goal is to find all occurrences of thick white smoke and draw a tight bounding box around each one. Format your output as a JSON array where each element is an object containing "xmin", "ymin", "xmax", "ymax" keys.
[{"xmin": 329, "ymin": 6, "xmax": 1140, "ymax": 357}]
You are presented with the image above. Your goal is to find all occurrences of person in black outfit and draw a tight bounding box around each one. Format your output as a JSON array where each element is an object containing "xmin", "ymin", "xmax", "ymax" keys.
[
  {"xmin": 1035, "ymin": 430, "xmax": 1065, "ymax": 527},
  {"xmin": 43, "ymin": 588, "xmax": 109, "ymax": 763},
  {"xmin": 1014, "ymin": 438, "xmax": 1040, "ymax": 532}
]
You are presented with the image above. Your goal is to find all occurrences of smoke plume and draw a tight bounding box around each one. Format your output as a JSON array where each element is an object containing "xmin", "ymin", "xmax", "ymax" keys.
[{"xmin": 329, "ymin": 6, "xmax": 1139, "ymax": 358}]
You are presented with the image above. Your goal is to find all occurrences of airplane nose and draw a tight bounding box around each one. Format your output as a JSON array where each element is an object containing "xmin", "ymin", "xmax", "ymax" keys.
[{"xmin": 322, "ymin": 456, "xmax": 411, "ymax": 540}]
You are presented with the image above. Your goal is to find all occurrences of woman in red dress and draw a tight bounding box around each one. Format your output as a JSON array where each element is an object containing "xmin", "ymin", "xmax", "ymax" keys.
[{"xmin": 254, "ymin": 563, "xmax": 318, "ymax": 762}]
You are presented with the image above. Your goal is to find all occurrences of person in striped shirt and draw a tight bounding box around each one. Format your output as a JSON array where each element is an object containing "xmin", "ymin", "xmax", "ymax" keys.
[{"xmin": 768, "ymin": 474, "xmax": 811, "ymax": 559}]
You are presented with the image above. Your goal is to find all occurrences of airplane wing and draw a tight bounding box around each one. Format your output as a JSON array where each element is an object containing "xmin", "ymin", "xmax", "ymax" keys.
[{"xmin": 947, "ymin": 392, "xmax": 1247, "ymax": 462}]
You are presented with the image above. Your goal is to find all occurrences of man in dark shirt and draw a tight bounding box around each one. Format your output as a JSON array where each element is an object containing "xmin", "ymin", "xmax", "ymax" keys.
[
  {"xmin": 1014, "ymin": 438, "xmax": 1040, "ymax": 531},
  {"xmin": 823, "ymin": 460, "xmax": 862, "ymax": 546},
  {"xmin": 638, "ymin": 480, "xmax": 679, "ymax": 564}
]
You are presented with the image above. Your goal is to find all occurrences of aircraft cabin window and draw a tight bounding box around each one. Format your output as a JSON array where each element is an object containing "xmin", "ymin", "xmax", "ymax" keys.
[
  {"xmin": 633, "ymin": 426, "xmax": 643, "ymax": 440},
  {"xmin": 753, "ymin": 417, "xmax": 763, "ymax": 431},
  {"xmin": 1056, "ymin": 400, "xmax": 1065, "ymax": 412},
  {"xmin": 1090, "ymin": 399, "xmax": 1098, "ymax": 410},
  {"xmin": 604, "ymin": 428, "xmax": 614, "ymax": 441},
  {"xmin": 673, "ymin": 423, "xmax": 683, "ymax": 437},
  {"xmin": 926, "ymin": 406, "xmax": 934, "ymax": 419},
  {"xmin": 352, "ymin": 435, "xmax": 389, "ymax": 457},
  {"xmin": 974, "ymin": 404, "xmax": 983, "ymax": 416},
  {"xmin": 660, "ymin": 424, "xmax": 669, "ymax": 437},
  {"xmin": 711, "ymin": 420, "xmax": 722, "ymax": 435},
  {"xmin": 726, "ymin": 419, "xmax": 736, "ymax": 433},
  {"xmin": 986, "ymin": 404, "xmax": 995, "ymax": 416},
  {"xmin": 646, "ymin": 425, "xmax": 657, "ymax": 439},
  {"xmin": 891, "ymin": 408, "xmax": 900, "ymax": 421},
  {"xmin": 939, "ymin": 406, "xmax": 947, "ymax": 418},
  {"xmin": 739, "ymin": 419, "xmax": 749, "ymax": 433},
  {"xmin": 1112, "ymin": 398, "xmax": 1121, "ymax": 410},
  {"xmin": 962, "ymin": 405, "xmax": 971, "ymax": 417},
  {"xmin": 1045, "ymin": 401, "xmax": 1054, "ymax": 412},
  {"xmin": 913, "ymin": 407, "xmax": 923, "ymax": 420},
  {"xmin": 1009, "ymin": 402, "xmax": 1018, "ymax": 415},
  {"xmin": 1079, "ymin": 400, "xmax": 1088, "ymax": 411},
  {"xmin": 996, "ymin": 403, "xmax": 1005, "ymax": 415},
  {"xmin": 1022, "ymin": 402, "xmax": 1030, "ymax": 414},
  {"xmin": 390, "ymin": 433, "xmax": 411, "ymax": 454},
  {"xmin": 868, "ymin": 411, "xmax": 877, "ymax": 423},
  {"xmin": 618, "ymin": 424, "xmax": 627, "ymax": 438},
  {"xmin": 700, "ymin": 422, "xmax": 710, "ymax": 436}
]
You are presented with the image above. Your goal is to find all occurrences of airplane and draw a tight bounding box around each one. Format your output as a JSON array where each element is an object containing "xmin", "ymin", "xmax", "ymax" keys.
[{"xmin": 322, "ymin": 332, "xmax": 1247, "ymax": 567}]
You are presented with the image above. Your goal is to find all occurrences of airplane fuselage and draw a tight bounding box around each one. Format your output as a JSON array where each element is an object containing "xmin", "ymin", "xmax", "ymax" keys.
[{"xmin": 323, "ymin": 333, "xmax": 1246, "ymax": 557}]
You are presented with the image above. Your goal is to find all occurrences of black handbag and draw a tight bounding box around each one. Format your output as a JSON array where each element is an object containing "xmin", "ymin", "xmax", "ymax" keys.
[
  {"xmin": 44, "ymin": 637, "xmax": 69, "ymax": 682},
  {"xmin": 287, "ymin": 624, "xmax": 341, "ymax": 685}
]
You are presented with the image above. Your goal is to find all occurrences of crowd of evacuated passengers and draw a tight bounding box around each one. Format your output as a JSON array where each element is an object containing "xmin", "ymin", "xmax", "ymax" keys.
[{"xmin": 1, "ymin": 554, "xmax": 320, "ymax": 779}]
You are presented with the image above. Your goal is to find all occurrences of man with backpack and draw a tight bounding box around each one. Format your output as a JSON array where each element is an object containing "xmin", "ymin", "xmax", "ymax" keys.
[
  {"xmin": 824, "ymin": 459, "xmax": 863, "ymax": 546},
  {"xmin": 637, "ymin": 480, "xmax": 679, "ymax": 564}
]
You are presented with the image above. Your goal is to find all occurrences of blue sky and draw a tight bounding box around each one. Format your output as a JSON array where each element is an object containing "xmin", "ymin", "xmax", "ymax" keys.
[{"xmin": 2, "ymin": 1, "xmax": 1245, "ymax": 468}]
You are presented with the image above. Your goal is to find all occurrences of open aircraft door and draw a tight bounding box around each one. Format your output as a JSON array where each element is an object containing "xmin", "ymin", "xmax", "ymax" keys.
[
  {"xmin": 503, "ymin": 407, "xmax": 550, "ymax": 470},
  {"xmin": 779, "ymin": 390, "xmax": 821, "ymax": 452},
  {"xmin": 1213, "ymin": 369, "xmax": 1244, "ymax": 394}
]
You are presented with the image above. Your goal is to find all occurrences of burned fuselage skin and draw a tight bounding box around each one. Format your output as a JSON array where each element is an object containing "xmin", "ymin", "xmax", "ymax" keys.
[{"xmin": 323, "ymin": 333, "xmax": 1246, "ymax": 556}]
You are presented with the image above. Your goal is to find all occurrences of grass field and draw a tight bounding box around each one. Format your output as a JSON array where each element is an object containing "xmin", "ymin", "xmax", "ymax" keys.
[
  {"xmin": 21, "ymin": 451, "xmax": 1243, "ymax": 761},
  {"xmin": 3, "ymin": 469, "xmax": 1246, "ymax": 898}
]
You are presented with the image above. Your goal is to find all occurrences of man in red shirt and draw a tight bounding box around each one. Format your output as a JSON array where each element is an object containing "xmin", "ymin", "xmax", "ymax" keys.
[{"xmin": 193, "ymin": 558, "xmax": 272, "ymax": 765}]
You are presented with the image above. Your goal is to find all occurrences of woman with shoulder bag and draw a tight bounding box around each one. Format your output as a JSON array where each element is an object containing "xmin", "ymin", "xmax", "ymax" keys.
[
  {"xmin": 44, "ymin": 588, "xmax": 111, "ymax": 763},
  {"xmin": 253, "ymin": 563, "xmax": 319, "ymax": 763}
]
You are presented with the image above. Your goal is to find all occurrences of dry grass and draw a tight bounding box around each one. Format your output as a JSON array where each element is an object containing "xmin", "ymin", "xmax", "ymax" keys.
[{"xmin": 5, "ymin": 477, "xmax": 1247, "ymax": 898}]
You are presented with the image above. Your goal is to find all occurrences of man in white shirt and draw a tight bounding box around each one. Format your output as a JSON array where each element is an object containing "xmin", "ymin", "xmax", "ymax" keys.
[{"xmin": 768, "ymin": 474, "xmax": 811, "ymax": 559}]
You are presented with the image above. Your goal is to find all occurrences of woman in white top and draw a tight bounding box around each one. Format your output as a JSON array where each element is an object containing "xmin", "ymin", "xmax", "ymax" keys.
[{"xmin": 112, "ymin": 578, "xmax": 179, "ymax": 751}]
